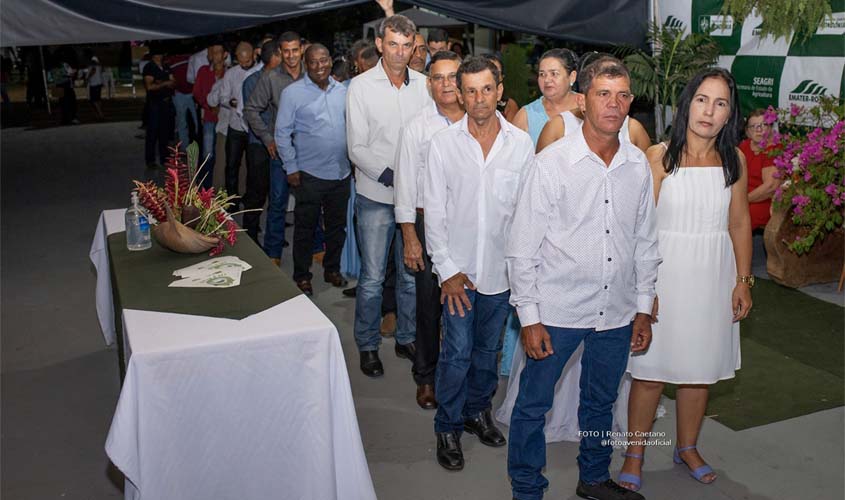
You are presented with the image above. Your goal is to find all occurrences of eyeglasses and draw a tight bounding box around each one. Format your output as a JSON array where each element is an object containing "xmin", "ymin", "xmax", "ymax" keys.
[
  {"xmin": 430, "ymin": 73, "xmax": 458, "ymax": 85},
  {"xmin": 746, "ymin": 123, "xmax": 770, "ymax": 131},
  {"xmin": 594, "ymin": 90, "xmax": 635, "ymax": 103}
]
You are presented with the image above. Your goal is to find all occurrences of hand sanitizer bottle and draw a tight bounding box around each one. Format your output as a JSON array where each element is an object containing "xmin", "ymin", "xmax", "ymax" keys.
[{"xmin": 126, "ymin": 191, "xmax": 152, "ymax": 251}]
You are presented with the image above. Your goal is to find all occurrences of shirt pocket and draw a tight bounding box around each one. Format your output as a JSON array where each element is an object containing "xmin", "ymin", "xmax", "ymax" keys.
[{"xmin": 493, "ymin": 169, "xmax": 521, "ymax": 207}]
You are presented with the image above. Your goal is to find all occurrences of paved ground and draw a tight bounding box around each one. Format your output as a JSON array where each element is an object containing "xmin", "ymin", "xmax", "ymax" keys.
[{"xmin": 2, "ymin": 122, "xmax": 843, "ymax": 500}]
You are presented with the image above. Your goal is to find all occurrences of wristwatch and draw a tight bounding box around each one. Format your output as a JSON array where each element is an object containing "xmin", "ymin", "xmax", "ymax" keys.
[{"xmin": 736, "ymin": 275, "xmax": 755, "ymax": 288}]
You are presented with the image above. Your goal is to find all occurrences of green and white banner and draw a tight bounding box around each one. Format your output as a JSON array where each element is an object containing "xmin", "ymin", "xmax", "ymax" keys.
[{"xmin": 657, "ymin": 0, "xmax": 844, "ymax": 119}]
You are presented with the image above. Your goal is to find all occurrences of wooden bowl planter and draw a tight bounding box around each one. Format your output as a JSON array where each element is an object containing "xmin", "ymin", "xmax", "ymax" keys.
[{"xmin": 764, "ymin": 207, "xmax": 844, "ymax": 288}]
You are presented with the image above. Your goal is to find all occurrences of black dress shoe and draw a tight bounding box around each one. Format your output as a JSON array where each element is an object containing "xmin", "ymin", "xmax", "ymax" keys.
[
  {"xmin": 576, "ymin": 479, "xmax": 645, "ymax": 500},
  {"xmin": 324, "ymin": 271, "xmax": 348, "ymax": 287},
  {"xmin": 296, "ymin": 279, "xmax": 313, "ymax": 296},
  {"xmin": 359, "ymin": 350, "xmax": 384, "ymax": 377},
  {"xmin": 416, "ymin": 384, "xmax": 437, "ymax": 410},
  {"xmin": 463, "ymin": 409, "xmax": 506, "ymax": 447},
  {"xmin": 436, "ymin": 432, "xmax": 463, "ymax": 471},
  {"xmin": 394, "ymin": 341, "xmax": 416, "ymax": 361},
  {"xmin": 342, "ymin": 286, "xmax": 357, "ymax": 298}
]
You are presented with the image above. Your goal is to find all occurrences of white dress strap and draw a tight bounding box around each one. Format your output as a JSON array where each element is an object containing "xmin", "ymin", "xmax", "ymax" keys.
[
  {"xmin": 620, "ymin": 115, "xmax": 631, "ymax": 144},
  {"xmin": 560, "ymin": 110, "xmax": 582, "ymax": 138}
]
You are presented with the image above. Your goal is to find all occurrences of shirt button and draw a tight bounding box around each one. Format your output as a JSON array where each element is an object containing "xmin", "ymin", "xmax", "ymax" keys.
[
  {"xmin": 605, "ymin": 199, "xmax": 609, "ymax": 204},
  {"xmin": 604, "ymin": 285, "xmax": 608, "ymax": 289},
  {"xmin": 608, "ymin": 257, "xmax": 612, "ymax": 262},
  {"xmin": 606, "ymin": 230, "xmax": 610, "ymax": 234},
  {"xmin": 599, "ymin": 312, "xmax": 604, "ymax": 316}
]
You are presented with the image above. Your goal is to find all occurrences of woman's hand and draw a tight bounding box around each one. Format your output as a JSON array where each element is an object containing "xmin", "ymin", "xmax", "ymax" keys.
[{"xmin": 732, "ymin": 283, "xmax": 752, "ymax": 322}]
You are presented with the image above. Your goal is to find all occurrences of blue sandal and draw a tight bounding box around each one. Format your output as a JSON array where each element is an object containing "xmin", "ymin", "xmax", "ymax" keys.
[
  {"xmin": 618, "ymin": 452, "xmax": 644, "ymax": 492},
  {"xmin": 674, "ymin": 445, "xmax": 716, "ymax": 484}
]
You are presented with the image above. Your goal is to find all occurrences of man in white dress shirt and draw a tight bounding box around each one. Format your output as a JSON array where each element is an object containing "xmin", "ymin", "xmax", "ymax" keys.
[
  {"xmin": 506, "ymin": 56, "xmax": 660, "ymax": 500},
  {"xmin": 394, "ymin": 50, "xmax": 464, "ymax": 410},
  {"xmin": 424, "ymin": 56, "xmax": 534, "ymax": 471},
  {"xmin": 346, "ymin": 14, "xmax": 431, "ymax": 378}
]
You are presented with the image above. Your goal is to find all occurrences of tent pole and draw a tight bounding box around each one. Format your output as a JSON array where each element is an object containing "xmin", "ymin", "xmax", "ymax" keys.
[{"xmin": 39, "ymin": 46, "xmax": 51, "ymax": 115}]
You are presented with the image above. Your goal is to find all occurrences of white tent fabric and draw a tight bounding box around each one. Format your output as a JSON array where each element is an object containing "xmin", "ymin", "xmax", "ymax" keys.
[
  {"xmin": 2, "ymin": 0, "xmax": 647, "ymax": 50},
  {"xmin": 1, "ymin": 0, "xmax": 366, "ymax": 47},
  {"xmin": 362, "ymin": 7, "xmax": 466, "ymax": 39}
]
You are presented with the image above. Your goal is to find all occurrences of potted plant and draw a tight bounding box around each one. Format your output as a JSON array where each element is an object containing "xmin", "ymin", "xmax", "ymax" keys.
[
  {"xmin": 133, "ymin": 142, "xmax": 251, "ymax": 256},
  {"xmin": 623, "ymin": 21, "xmax": 720, "ymax": 139},
  {"xmin": 763, "ymin": 95, "xmax": 845, "ymax": 288}
]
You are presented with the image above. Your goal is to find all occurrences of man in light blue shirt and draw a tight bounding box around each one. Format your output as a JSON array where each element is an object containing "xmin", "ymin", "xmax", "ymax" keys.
[{"xmin": 275, "ymin": 43, "xmax": 350, "ymax": 296}]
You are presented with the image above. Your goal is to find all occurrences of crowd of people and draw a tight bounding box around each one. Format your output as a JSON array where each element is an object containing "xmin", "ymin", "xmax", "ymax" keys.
[{"xmin": 127, "ymin": 8, "xmax": 780, "ymax": 499}]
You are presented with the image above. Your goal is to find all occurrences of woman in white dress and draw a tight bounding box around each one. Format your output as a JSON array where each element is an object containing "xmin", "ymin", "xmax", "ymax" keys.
[
  {"xmin": 495, "ymin": 110, "xmax": 654, "ymax": 442},
  {"xmin": 618, "ymin": 67, "xmax": 753, "ymax": 492}
]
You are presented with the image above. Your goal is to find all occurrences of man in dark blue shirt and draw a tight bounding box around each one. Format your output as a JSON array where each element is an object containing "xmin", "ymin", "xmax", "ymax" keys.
[
  {"xmin": 275, "ymin": 44, "xmax": 350, "ymax": 296},
  {"xmin": 142, "ymin": 44, "xmax": 175, "ymax": 168}
]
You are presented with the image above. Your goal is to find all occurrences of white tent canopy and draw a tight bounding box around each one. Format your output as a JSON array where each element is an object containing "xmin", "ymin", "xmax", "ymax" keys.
[
  {"xmin": 2, "ymin": 0, "xmax": 647, "ymax": 48},
  {"xmin": 362, "ymin": 7, "xmax": 466, "ymax": 39}
]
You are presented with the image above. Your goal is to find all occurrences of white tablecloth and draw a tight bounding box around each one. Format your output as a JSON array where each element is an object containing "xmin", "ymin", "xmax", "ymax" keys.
[
  {"xmin": 90, "ymin": 209, "xmax": 126, "ymax": 346},
  {"xmin": 92, "ymin": 210, "xmax": 376, "ymax": 500}
]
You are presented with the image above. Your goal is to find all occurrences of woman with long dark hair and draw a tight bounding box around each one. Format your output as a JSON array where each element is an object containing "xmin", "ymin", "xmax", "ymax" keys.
[{"xmin": 618, "ymin": 67, "xmax": 753, "ymax": 492}]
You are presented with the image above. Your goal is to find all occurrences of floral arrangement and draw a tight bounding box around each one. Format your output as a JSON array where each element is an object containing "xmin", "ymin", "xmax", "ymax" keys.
[
  {"xmin": 765, "ymin": 95, "xmax": 845, "ymax": 254},
  {"xmin": 133, "ymin": 142, "xmax": 242, "ymax": 256}
]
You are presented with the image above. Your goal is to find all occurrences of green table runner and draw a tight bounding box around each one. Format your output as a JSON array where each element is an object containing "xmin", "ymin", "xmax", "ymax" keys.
[{"xmin": 107, "ymin": 231, "xmax": 302, "ymax": 320}]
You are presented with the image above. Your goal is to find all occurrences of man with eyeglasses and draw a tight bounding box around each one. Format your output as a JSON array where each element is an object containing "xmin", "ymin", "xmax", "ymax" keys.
[
  {"xmin": 424, "ymin": 56, "xmax": 534, "ymax": 471},
  {"xmin": 395, "ymin": 50, "xmax": 465, "ymax": 411},
  {"xmin": 506, "ymin": 56, "xmax": 658, "ymax": 500}
]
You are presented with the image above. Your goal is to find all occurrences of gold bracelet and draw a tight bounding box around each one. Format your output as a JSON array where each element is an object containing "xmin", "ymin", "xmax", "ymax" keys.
[{"xmin": 736, "ymin": 275, "xmax": 756, "ymax": 288}]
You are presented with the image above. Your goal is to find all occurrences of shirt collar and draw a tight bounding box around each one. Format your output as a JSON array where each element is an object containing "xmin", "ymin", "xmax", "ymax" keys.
[
  {"xmin": 570, "ymin": 125, "xmax": 640, "ymax": 169},
  {"xmin": 458, "ymin": 111, "xmax": 513, "ymax": 139},
  {"xmin": 375, "ymin": 59, "xmax": 418, "ymax": 86},
  {"xmin": 432, "ymin": 101, "xmax": 463, "ymax": 124},
  {"xmin": 303, "ymin": 72, "xmax": 338, "ymax": 91}
]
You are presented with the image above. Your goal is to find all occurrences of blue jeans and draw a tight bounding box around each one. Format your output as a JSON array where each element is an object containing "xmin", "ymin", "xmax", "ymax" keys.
[
  {"xmin": 263, "ymin": 158, "xmax": 288, "ymax": 258},
  {"xmin": 199, "ymin": 121, "xmax": 217, "ymax": 189},
  {"xmin": 508, "ymin": 323, "xmax": 633, "ymax": 499},
  {"xmin": 434, "ymin": 289, "xmax": 511, "ymax": 433},
  {"xmin": 173, "ymin": 92, "xmax": 197, "ymax": 150},
  {"xmin": 353, "ymin": 194, "xmax": 415, "ymax": 350}
]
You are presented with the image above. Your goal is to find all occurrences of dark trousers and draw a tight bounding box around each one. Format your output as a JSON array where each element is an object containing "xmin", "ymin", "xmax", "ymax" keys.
[
  {"xmin": 412, "ymin": 213, "xmax": 441, "ymax": 386},
  {"xmin": 382, "ymin": 237, "xmax": 397, "ymax": 315},
  {"xmin": 145, "ymin": 99, "xmax": 174, "ymax": 164},
  {"xmin": 59, "ymin": 83, "xmax": 77, "ymax": 124},
  {"xmin": 292, "ymin": 173, "xmax": 350, "ymax": 281},
  {"xmin": 243, "ymin": 143, "xmax": 271, "ymax": 244},
  {"xmin": 224, "ymin": 127, "xmax": 249, "ymax": 197}
]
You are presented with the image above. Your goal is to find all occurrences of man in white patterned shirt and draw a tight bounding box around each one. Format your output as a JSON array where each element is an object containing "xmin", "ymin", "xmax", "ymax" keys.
[
  {"xmin": 506, "ymin": 57, "xmax": 660, "ymax": 500},
  {"xmin": 395, "ymin": 50, "xmax": 464, "ymax": 410},
  {"xmin": 424, "ymin": 56, "xmax": 534, "ymax": 472}
]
